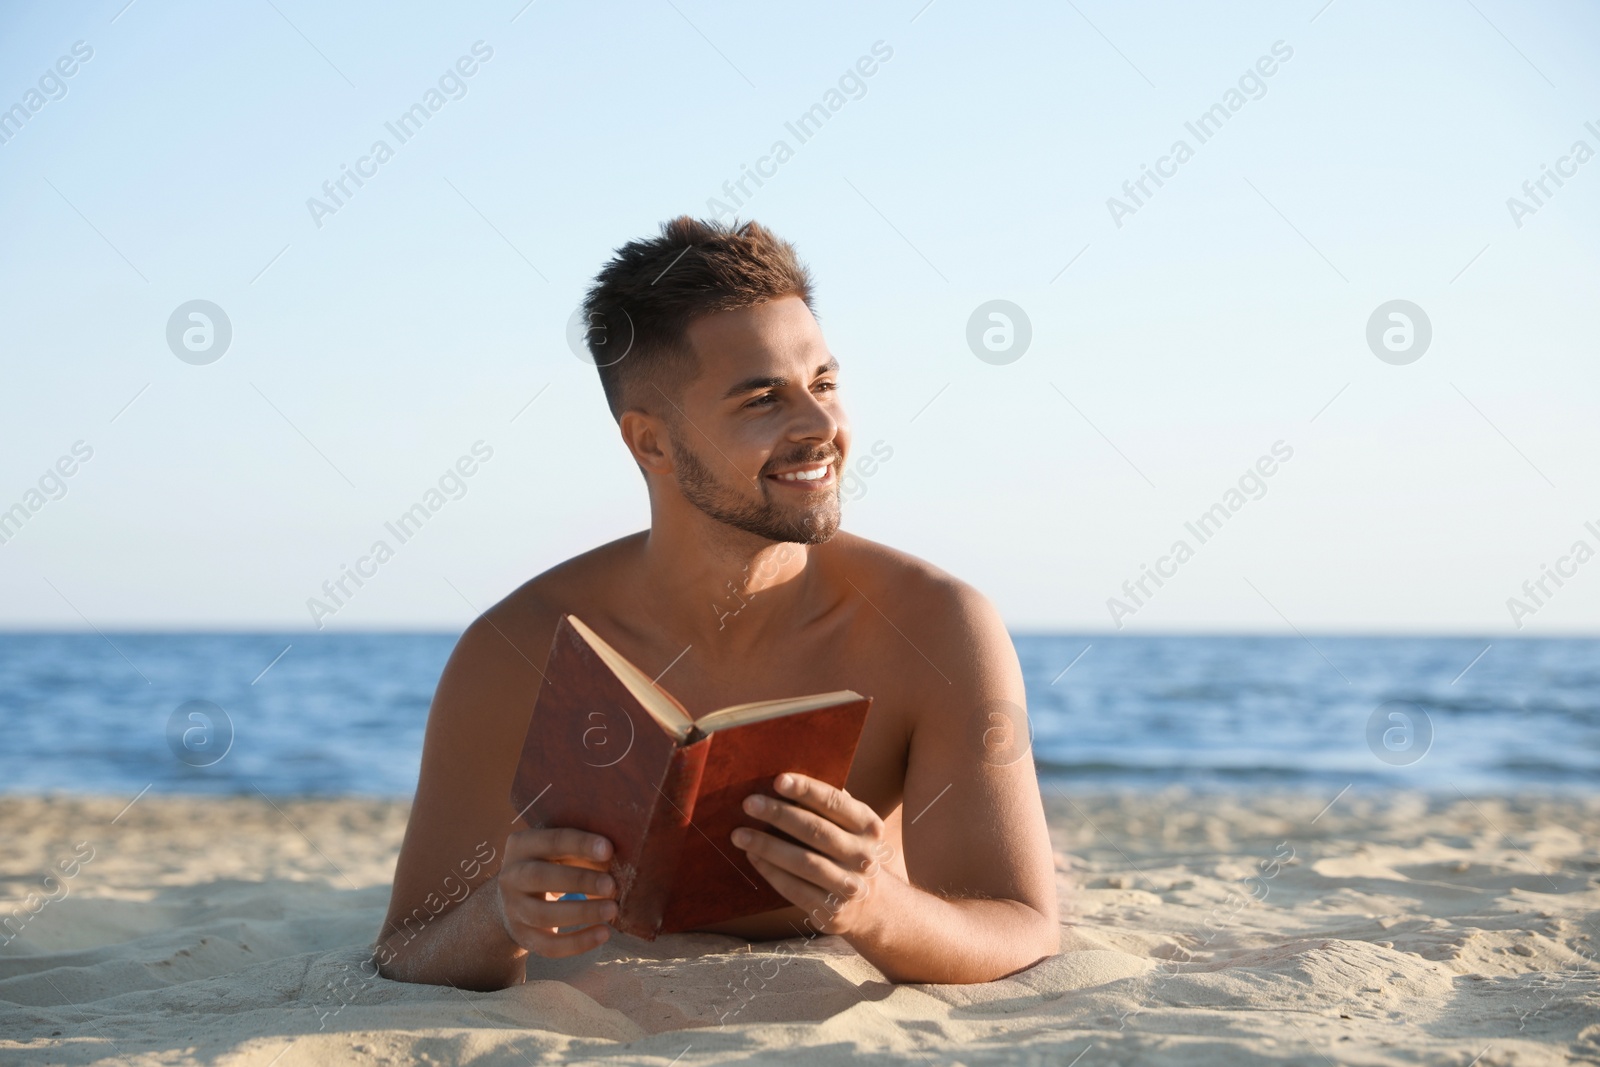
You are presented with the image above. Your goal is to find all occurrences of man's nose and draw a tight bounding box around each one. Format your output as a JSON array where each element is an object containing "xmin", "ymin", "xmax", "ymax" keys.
[{"xmin": 789, "ymin": 390, "xmax": 840, "ymax": 444}]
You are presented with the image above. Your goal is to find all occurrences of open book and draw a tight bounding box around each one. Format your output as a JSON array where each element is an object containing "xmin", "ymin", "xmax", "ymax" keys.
[{"xmin": 510, "ymin": 615, "xmax": 872, "ymax": 939}]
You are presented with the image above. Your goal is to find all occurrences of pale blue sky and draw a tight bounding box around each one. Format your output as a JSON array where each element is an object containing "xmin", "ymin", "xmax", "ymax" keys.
[{"xmin": 1, "ymin": 0, "xmax": 1597, "ymax": 634}]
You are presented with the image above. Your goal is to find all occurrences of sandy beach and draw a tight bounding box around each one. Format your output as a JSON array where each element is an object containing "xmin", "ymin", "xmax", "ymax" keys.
[{"xmin": 1, "ymin": 790, "xmax": 1595, "ymax": 1065}]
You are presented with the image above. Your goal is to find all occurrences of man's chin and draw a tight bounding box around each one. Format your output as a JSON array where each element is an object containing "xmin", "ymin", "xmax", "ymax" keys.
[
  {"xmin": 729, "ymin": 505, "xmax": 840, "ymax": 546},
  {"xmin": 741, "ymin": 519, "xmax": 838, "ymax": 546},
  {"xmin": 782, "ymin": 504, "xmax": 841, "ymax": 545},
  {"xmin": 783, "ymin": 523, "xmax": 838, "ymax": 546}
]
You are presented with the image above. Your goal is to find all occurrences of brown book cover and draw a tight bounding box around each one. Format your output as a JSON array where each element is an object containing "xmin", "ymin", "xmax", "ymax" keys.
[{"xmin": 509, "ymin": 615, "xmax": 872, "ymax": 940}]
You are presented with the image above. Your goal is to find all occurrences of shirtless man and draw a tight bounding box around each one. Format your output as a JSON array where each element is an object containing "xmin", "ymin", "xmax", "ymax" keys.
[{"xmin": 377, "ymin": 217, "xmax": 1058, "ymax": 989}]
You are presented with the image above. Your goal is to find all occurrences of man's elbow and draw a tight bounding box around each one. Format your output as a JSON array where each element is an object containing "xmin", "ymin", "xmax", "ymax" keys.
[
  {"xmin": 383, "ymin": 923, "xmax": 530, "ymax": 991},
  {"xmin": 879, "ymin": 900, "xmax": 1060, "ymax": 985},
  {"xmin": 986, "ymin": 902, "xmax": 1059, "ymax": 981},
  {"xmin": 1033, "ymin": 904, "xmax": 1061, "ymax": 954},
  {"xmin": 375, "ymin": 940, "xmax": 428, "ymax": 986}
]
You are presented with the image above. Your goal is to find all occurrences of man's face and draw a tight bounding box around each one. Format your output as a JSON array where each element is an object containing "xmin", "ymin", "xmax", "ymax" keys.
[{"xmin": 664, "ymin": 296, "xmax": 849, "ymax": 544}]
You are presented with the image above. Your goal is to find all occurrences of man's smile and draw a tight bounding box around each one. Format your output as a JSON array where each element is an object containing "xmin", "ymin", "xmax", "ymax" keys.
[{"xmin": 766, "ymin": 460, "xmax": 836, "ymax": 488}]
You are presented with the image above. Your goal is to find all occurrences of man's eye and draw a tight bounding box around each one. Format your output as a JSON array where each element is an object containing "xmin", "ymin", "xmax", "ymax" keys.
[
  {"xmin": 814, "ymin": 381, "xmax": 837, "ymax": 392},
  {"xmin": 746, "ymin": 394, "xmax": 777, "ymax": 408}
]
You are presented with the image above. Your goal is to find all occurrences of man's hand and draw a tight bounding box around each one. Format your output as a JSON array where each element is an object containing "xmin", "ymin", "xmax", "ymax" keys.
[
  {"xmin": 731, "ymin": 773, "xmax": 898, "ymax": 936},
  {"xmin": 495, "ymin": 827, "xmax": 618, "ymax": 958}
]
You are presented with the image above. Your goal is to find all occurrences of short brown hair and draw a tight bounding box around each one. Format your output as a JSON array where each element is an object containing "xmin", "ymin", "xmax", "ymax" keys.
[{"xmin": 581, "ymin": 216, "xmax": 814, "ymax": 420}]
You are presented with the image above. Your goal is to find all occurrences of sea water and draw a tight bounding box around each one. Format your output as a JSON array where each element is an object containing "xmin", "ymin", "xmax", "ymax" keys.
[{"xmin": 0, "ymin": 632, "xmax": 1593, "ymax": 795}]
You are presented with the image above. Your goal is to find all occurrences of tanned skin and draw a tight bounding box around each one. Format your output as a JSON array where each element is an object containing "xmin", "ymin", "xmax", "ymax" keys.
[{"xmin": 378, "ymin": 296, "xmax": 1058, "ymax": 989}]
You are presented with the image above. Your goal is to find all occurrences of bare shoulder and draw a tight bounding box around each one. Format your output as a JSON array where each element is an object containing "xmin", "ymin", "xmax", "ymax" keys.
[
  {"xmin": 825, "ymin": 531, "xmax": 1006, "ymax": 632},
  {"xmin": 405, "ymin": 533, "xmax": 647, "ymax": 824},
  {"xmin": 822, "ymin": 532, "xmax": 1015, "ymax": 692},
  {"xmin": 428, "ymin": 533, "xmax": 647, "ymax": 738},
  {"xmin": 460, "ymin": 533, "xmax": 645, "ymax": 659}
]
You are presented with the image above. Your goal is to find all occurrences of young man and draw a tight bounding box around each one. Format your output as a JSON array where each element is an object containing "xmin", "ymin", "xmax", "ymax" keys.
[{"xmin": 378, "ymin": 217, "xmax": 1058, "ymax": 989}]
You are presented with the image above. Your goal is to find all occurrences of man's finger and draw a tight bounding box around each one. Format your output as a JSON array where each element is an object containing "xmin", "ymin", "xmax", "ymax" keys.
[
  {"xmin": 743, "ymin": 795, "xmax": 868, "ymax": 868},
  {"xmin": 747, "ymin": 854, "xmax": 825, "ymax": 916},
  {"xmin": 502, "ymin": 859, "xmax": 616, "ymax": 899},
  {"xmin": 508, "ymin": 920, "xmax": 612, "ymax": 958},
  {"xmin": 733, "ymin": 827, "xmax": 863, "ymax": 901},
  {"xmin": 747, "ymin": 855, "xmax": 858, "ymax": 937},
  {"xmin": 771, "ymin": 774, "xmax": 879, "ymax": 835},
  {"xmin": 515, "ymin": 827, "xmax": 613, "ymax": 864},
  {"xmin": 517, "ymin": 895, "xmax": 618, "ymax": 930}
]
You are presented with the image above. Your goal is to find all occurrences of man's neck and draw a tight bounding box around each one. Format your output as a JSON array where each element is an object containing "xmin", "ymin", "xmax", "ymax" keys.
[{"xmin": 638, "ymin": 514, "xmax": 816, "ymax": 649}]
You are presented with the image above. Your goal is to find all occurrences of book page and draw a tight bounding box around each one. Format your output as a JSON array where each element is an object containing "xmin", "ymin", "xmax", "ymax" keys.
[{"xmin": 695, "ymin": 690, "xmax": 864, "ymax": 735}]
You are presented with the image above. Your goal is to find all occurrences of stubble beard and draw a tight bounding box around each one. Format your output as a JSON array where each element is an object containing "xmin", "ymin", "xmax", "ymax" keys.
[{"xmin": 669, "ymin": 432, "xmax": 841, "ymax": 545}]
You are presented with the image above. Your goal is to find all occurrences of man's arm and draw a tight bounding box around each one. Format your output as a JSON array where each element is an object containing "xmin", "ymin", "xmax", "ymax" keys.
[
  {"xmin": 377, "ymin": 605, "xmax": 619, "ymax": 989},
  {"xmin": 733, "ymin": 580, "xmax": 1059, "ymax": 983}
]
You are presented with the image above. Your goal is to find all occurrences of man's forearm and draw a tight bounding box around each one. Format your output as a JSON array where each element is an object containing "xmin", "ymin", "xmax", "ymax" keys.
[
  {"xmin": 846, "ymin": 877, "xmax": 1059, "ymax": 984},
  {"xmin": 377, "ymin": 876, "xmax": 526, "ymax": 991}
]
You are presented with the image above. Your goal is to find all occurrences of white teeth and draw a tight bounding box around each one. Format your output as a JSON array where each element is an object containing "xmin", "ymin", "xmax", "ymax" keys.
[{"xmin": 775, "ymin": 465, "xmax": 829, "ymax": 482}]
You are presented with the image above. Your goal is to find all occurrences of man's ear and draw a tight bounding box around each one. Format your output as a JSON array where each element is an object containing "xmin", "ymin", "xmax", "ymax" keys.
[{"xmin": 619, "ymin": 408, "xmax": 674, "ymax": 475}]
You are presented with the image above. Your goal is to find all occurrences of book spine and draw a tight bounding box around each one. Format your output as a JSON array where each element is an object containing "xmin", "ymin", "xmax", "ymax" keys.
[{"xmin": 616, "ymin": 737, "xmax": 710, "ymax": 939}]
